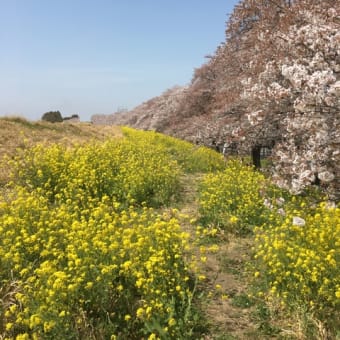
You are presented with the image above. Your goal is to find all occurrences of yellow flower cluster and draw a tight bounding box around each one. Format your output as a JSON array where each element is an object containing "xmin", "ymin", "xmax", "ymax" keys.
[
  {"xmin": 121, "ymin": 127, "xmax": 226, "ymax": 173},
  {"xmin": 254, "ymin": 200, "xmax": 339, "ymax": 323},
  {"xmin": 198, "ymin": 159, "xmax": 267, "ymax": 233},
  {"xmin": 0, "ymin": 187, "xmax": 195, "ymax": 338},
  {"xmin": 2, "ymin": 129, "xmax": 221, "ymax": 339},
  {"xmin": 197, "ymin": 157, "xmax": 339, "ymax": 334},
  {"xmin": 10, "ymin": 136, "xmax": 181, "ymax": 208}
]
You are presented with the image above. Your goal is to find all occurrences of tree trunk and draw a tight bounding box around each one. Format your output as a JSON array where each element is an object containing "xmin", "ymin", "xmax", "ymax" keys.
[{"xmin": 251, "ymin": 145, "xmax": 261, "ymax": 169}]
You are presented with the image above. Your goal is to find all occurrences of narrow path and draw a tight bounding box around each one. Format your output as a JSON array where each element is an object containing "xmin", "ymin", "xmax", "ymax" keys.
[{"xmin": 177, "ymin": 173, "xmax": 264, "ymax": 339}]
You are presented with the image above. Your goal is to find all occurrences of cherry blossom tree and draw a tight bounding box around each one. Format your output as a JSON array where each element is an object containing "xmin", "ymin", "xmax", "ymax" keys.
[
  {"xmin": 239, "ymin": 0, "xmax": 339, "ymax": 197},
  {"xmin": 183, "ymin": 0, "xmax": 339, "ymax": 197}
]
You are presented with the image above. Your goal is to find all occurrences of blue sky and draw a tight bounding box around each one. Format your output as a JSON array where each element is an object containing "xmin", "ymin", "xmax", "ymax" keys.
[{"xmin": 0, "ymin": 0, "xmax": 239, "ymax": 121}]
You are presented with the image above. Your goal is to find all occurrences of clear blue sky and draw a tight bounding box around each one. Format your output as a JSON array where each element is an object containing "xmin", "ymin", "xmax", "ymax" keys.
[{"xmin": 0, "ymin": 0, "xmax": 239, "ymax": 121}]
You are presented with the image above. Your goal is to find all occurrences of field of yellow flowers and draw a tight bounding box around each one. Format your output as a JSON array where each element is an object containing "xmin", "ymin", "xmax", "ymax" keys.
[
  {"xmin": 0, "ymin": 123, "xmax": 338, "ymax": 339},
  {"xmin": 0, "ymin": 127, "xmax": 225, "ymax": 339}
]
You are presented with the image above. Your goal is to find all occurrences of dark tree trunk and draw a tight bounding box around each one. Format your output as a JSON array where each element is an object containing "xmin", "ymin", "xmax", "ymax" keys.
[
  {"xmin": 312, "ymin": 173, "xmax": 321, "ymax": 186},
  {"xmin": 251, "ymin": 145, "xmax": 261, "ymax": 169}
]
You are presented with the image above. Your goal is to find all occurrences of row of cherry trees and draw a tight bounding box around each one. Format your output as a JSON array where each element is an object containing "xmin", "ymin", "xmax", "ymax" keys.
[
  {"xmin": 178, "ymin": 0, "xmax": 339, "ymax": 197},
  {"xmin": 95, "ymin": 0, "xmax": 339, "ymax": 198}
]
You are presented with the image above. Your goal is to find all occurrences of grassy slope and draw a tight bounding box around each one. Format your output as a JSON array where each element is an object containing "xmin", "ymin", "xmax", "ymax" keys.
[{"xmin": 0, "ymin": 117, "xmax": 122, "ymax": 185}]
